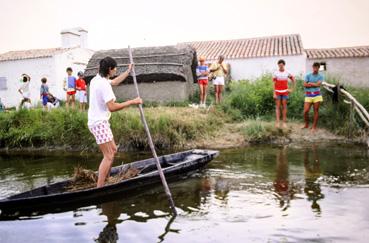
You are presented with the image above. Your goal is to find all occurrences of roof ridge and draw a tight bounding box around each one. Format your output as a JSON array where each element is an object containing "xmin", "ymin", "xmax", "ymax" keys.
[
  {"xmin": 183, "ymin": 34, "xmax": 301, "ymax": 44},
  {"xmin": 0, "ymin": 46, "xmax": 73, "ymax": 55},
  {"xmin": 306, "ymin": 45, "xmax": 369, "ymax": 51}
]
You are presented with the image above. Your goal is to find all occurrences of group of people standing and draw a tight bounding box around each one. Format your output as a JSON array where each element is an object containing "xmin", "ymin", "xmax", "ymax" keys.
[
  {"xmin": 195, "ymin": 56, "xmax": 324, "ymax": 132},
  {"xmin": 272, "ymin": 60, "xmax": 324, "ymax": 132},
  {"xmin": 17, "ymin": 67, "xmax": 88, "ymax": 111},
  {"xmin": 63, "ymin": 67, "xmax": 88, "ymax": 111},
  {"xmin": 196, "ymin": 55, "xmax": 228, "ymax": 107}
]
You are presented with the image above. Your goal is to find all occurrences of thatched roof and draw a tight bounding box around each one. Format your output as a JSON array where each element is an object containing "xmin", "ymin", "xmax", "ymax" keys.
[{"xmin": 84, "ymin": 45, "xmax": 197, "ymax": 83}]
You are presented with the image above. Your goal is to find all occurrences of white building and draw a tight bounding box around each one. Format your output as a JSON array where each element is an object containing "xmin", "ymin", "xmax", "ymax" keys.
[
  {"xmin": 186, "ymin": 34, "xmax": 307, "ymax": 80},
  {"xmin": 187, "ymin": 34, "xmax": 369, "ymax": 88},
  {"xmin": 0, "ymin": 27, "xmax": 94, "ymax": 108},
  {"xmin": 306, "ymin": 46, "xmax": 369, "ymax": 87}
]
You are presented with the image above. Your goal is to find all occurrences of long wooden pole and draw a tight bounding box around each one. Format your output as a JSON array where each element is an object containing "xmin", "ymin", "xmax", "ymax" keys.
[{"xmin": 128, "ymin": 46, "xmax": 177, "ymax": 216}]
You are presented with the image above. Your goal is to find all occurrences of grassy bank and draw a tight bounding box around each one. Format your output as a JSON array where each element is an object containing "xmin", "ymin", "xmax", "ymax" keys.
[
  {"xmin": 1, "ymin": 74, "xmax": 368, "ymax": 151},
  {"xmin": 0, "ymin": 107, "xmax": 224, "ymax": 151}
]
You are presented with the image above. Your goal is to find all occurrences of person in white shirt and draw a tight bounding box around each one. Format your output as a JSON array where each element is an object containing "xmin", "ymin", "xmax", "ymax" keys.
[
  {"xmin": 88, "ymin": 56, "xmax": 143, "ymax": 188},
  {"xmin": 18, "ymin": 74, "xmax": 32, "ymax": 109}
]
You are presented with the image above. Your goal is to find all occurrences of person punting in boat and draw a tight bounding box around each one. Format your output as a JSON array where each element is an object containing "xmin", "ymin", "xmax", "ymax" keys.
[{"xmin": 88, "ymin": 57, "xmax": 143, "ymax": 187}]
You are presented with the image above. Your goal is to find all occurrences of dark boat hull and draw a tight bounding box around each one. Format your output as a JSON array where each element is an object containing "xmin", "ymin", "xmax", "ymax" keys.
[{"xmin": 0, "ymin": 149, "xmax": 218, "ymax": 216}]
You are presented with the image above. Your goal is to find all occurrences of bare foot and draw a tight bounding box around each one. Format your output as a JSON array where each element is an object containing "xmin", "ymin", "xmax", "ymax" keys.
[
  {"xmin": 301, "ymin": 125, "xmax": 309, "ymax": 129},
  {"xmin": 275, "ymin": 122, "xmax": 280, "ymax": 128},
  {"xmin": 310, "ymin": 127, "xmax": 317, "ymax": 133},
  {"xmin": 282, "ymin": 123, "xmax": 287, "ymax": 129}
]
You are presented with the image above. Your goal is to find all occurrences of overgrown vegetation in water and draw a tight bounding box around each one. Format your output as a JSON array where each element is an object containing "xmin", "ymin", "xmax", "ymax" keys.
[{"xmin": 0, "ymin": 108, "xmax": 224, "ymax": 150}]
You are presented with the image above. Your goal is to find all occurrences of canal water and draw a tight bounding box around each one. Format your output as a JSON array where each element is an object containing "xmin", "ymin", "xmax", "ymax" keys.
[{"xmin": 0, "ymin": 144, "xmax": 368, "ymax": 243}]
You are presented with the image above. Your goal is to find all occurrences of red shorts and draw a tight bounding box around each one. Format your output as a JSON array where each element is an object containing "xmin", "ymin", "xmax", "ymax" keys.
[
  {"xmin": 67, "ymin": 90, "xmax": 76, "ymax": 95},
  {"xmin": 198, "ymin": 79, "xmax": 208, "ymax": 85}
]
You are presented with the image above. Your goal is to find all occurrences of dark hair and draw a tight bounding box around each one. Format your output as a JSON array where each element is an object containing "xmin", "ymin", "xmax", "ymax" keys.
[
  {"xmin": 22, "ymin": 74, "xmax": 30, "ymax": 82},
  {"xmin": 99, "ymin": 57, "xmax": 117, "ymax": 77},
  {"xmin": 66, "ymin": 67, "xmax": 73, "ymax": 72},
  {"xmin": 313, "ymin": 62, "xmax": 321, "ymax": 68},
  {"xmin": 277, "ymin": 59, "xmax": 286, "ymax": 65},
  {"xmin": 41, "ymin": 77, "xmax": 47, "ymax": 83}
]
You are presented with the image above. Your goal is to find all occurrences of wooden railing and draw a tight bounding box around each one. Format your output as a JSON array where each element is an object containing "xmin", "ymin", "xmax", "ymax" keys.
[{"xmin": 322, "ymin": 81, "xmax": 369, "ymax": 145}]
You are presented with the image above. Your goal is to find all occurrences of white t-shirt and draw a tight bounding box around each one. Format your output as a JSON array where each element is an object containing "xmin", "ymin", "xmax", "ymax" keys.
[
  {"xmin": 88, "ymin": 74, "xmax": 116, "ymax": 127},
  {"xmin": 20, "ymin": 81, "xmax": 30, "ymax": 99}
]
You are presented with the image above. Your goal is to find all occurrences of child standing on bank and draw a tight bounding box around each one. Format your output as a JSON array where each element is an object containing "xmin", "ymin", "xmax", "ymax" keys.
[
  {"xmin": 196, "ymin": 56, "xmax": 209, "ymax": 108},
  {"xmin": 272, "ymin": 59, "xmax": 296, "ymax": 128},
  {"xmin": 40, "ymin": 77, "xmax": 50, "ymax": 111},
  {"xmin": 76, "ymin": 71, "xmax": 88, "ymax": 111},
  {"xmin": 63, "ymin": 67, "xmax": 77, "ymax": 110},
  {"xmin": 302, "ymin": 62, "xmax": 324, "ymax": 132},
  {"xmin": 18, "ymin": 74, "xmax": 31, "ymax": 109}
]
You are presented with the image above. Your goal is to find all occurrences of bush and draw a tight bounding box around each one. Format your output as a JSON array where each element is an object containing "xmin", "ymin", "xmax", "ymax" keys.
[{"xmin": 242, "ymin": 119, "xmax": 289, "ymax": 143}]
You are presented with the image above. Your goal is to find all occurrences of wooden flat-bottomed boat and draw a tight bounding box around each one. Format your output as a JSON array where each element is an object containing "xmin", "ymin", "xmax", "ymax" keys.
[{"xmin": 0, "ymin": 149, "xmax": 218, "ymax": 217}]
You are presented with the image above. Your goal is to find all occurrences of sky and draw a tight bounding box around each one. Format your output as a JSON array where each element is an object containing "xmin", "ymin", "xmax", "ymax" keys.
[{"xmin": 0, "ymin": 0, "xmax": 369, "ymax": 53}]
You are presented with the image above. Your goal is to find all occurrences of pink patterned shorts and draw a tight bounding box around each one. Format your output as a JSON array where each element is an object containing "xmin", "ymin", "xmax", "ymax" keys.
[{"xmin": 89, "ymin": 120, "xmax": 114, "ymax": 145}]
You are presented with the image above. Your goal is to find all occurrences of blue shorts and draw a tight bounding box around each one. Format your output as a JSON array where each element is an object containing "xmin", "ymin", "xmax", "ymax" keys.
[
  {"xmin": 276, "ymin": 95, "xmax": 289, "ymax": 100},
  {"xmin": 42, "ymin": 95, "xmax": 48, "ymax": 106}
]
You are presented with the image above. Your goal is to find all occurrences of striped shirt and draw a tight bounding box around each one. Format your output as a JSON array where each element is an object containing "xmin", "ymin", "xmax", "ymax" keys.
[
  {"xmin": 273, "ymin": 70, "xmax": 294, "ymax": 95},
  {"xmin": 196, "ymin": 65, "xmax": 209, "ymax": 80},
  {"xmin": 305, "ymin": 73, "xmax": 324, "ymax": 97}
]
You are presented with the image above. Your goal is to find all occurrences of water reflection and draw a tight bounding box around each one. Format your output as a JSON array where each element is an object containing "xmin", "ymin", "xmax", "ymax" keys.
[
  {"xmin": 1, "ymin": 145, "xmax": 369, "ymax": 242},
  {"xmin": 272, "ymin": 145, "xmax": 326, "ymax": 214},
  {"xmin": 273, "ymin": 146, "xmax": 302, "ymax": 211},
  {"xmin": 95, "ymin": 201, "xmax": 120, "ymax": 243},
  {"xmin": 303, "ymin": 144, "xmax": 324, "ymax": 214},
  {"xmin": 89, "ymin": 179, "xmax": 201, "ymax": 242}
]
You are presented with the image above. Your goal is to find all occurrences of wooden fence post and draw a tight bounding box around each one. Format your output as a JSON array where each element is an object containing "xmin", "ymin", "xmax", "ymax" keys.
[{"xmin": 348, "ymin": 100, "xmax": 354, "ymax": 139}]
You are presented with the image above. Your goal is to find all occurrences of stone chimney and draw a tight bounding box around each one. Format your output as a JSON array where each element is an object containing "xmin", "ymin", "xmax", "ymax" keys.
[{"xmin": 61, "ymin": 27, "xmax": 88, "ymax": 48}]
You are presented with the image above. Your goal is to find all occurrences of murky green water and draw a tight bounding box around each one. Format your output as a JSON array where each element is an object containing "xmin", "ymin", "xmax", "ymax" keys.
[{"xmin": 0, "ymin": 144, "xmax": 369, "ymax": 243}]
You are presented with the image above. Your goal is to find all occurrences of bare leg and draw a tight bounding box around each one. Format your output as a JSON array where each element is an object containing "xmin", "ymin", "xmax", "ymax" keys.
[
  {"xmin": 203, "ymin": 84, "xmax": 208, "ymax": 105},
  {"xmin": 199, "ymin": 83, "xmax": 204, "ymax": 104},
  {"xmin": 282, "ymin": 99, "xmax": 288, "ymax": 128},
  {"xmin": 275, "ymin": 98, "xmax": 281, "ymax": 128},
  {"xmin": 97, "ymin": 141, "xmax": 117, "ymax": 188},
  {"xmin": 302, "ymin": 102, "xmax": 312, "ymax": 129},
  {"xmin": 71, "ymin": 95, "xmax": 75, "ymax": 110},
  {"xmin": 311, "ymin": 102, "xmax": 321, "ymax": 132},
  {"xmin": 66, "ymin": 94, "xmax": 70, "ymax": 111},
  {"xmin": 19, "ymin": 99, "xmax": 25, "ymax": 110},
  {"xmin": 214, "ymin": 85, "xmax": 218, "ymax": 104},
  {"xmin": 218, "ymin": 85, "xmax": 224, "ymax": 103}
]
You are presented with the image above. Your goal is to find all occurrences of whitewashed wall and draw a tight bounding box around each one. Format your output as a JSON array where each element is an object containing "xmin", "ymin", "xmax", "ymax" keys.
[
  {"xmin": 0, "ymin": 57, "xmax": 56, "ymax": 107},
  {"xmin": 0, "ymin": 48, "xmax": 93, "ymax": 108},
  {"xmin": 214, "ymin": 54, "xmax": 306, "ymax": 81},
  {"xmin": 307, "ymin": 57, "xmax": 369, "ymax": 87},
  {"xmin": 53, "ymin": 48, "xmax": 94, "ymax": 100}
]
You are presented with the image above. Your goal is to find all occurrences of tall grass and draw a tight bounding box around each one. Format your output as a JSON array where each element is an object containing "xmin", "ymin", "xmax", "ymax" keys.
[{"xmin": 0, "ymin": 107, "xmax": 224, "ymax": 150}]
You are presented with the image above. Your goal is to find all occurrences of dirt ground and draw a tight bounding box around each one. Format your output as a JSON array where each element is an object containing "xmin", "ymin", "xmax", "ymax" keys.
[{"xmin": 186, "ymin": 121, "xmax": 359, "ymax": 149}]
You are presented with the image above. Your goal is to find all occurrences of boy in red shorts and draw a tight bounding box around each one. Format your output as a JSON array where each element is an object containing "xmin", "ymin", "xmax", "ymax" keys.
[
  {"xmin": 272, "ymin": 59, "xmax": 296, "ymax": 128},
  {"xmin": 63, "ymin": 67, "xmax": 76, "ymax": 110},
  {"xmin": 196, "ymin": 56, "xmax": 209, "ymax": 108}
]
